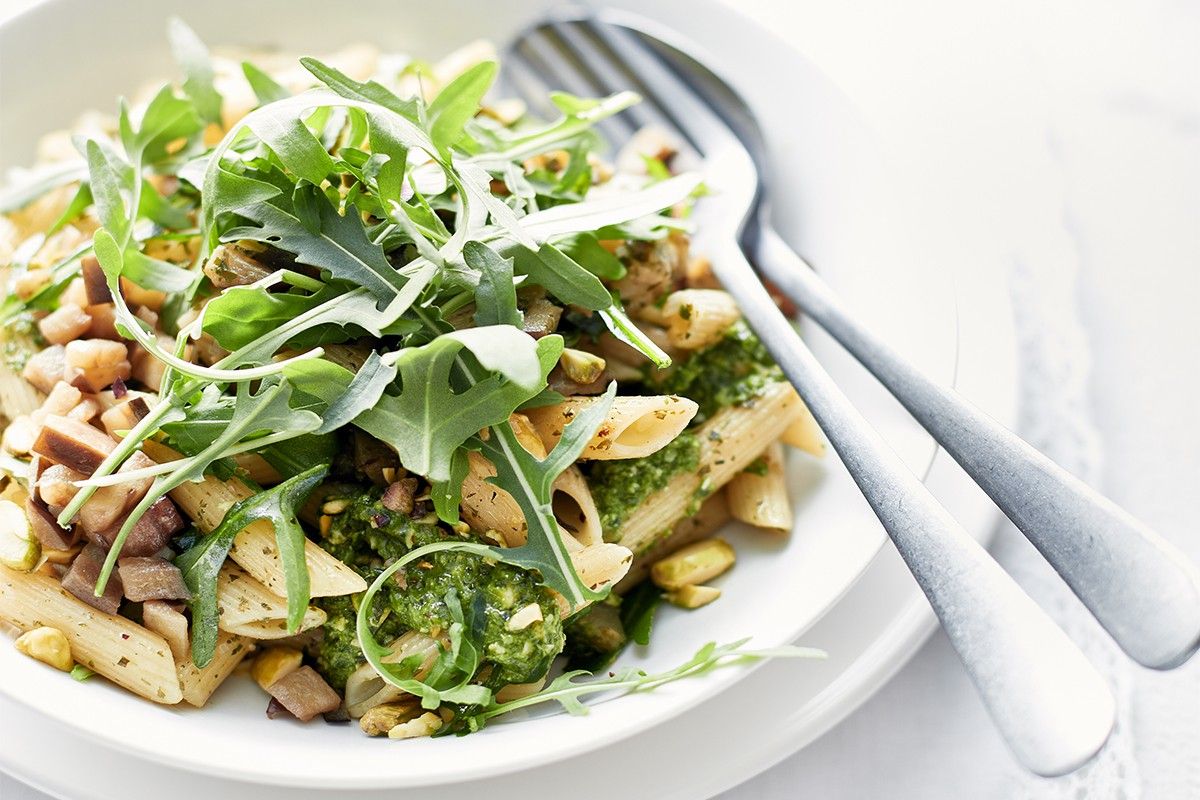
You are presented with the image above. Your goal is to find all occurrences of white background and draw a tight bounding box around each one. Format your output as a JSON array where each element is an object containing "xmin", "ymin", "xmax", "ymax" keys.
[{"xmin": 2, "ymin": 0, "xmax": 1198, "ymax": 797}]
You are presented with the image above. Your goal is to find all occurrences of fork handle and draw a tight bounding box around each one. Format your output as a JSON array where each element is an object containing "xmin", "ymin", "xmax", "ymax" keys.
[
  {"xmin": 750, "ymin": 223, "xmax": 1200, "ymax": 669},
  {"xmin": 707, "ymin": 237, "xmax": 1113, "ymax": 776}
]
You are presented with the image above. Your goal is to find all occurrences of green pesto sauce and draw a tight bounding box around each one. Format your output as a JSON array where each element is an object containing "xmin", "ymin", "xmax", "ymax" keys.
[
  {"xmin": 588, "ymin": 431, "xmax": 700, "ymax": 541},
  {"xmin": 651, "ymin": 320, "xmax": 782, "ymax": 422},
  {"xmin": 314, "ymin": 491, "xmax": 564, "ymax": 690},
  {"xmin": 2, "ymin": 313, "xmax": 44, "ymax": 372}
]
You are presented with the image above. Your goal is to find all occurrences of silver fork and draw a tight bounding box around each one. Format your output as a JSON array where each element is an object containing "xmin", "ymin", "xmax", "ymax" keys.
[{"xmin": 506, "ymin": 15, "xmax": 1117, "ymax": 777}]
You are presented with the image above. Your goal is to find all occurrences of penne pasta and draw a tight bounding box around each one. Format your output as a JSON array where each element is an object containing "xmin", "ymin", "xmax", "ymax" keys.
[
  {"xmin": 141, "ymin": 441, "xmax": 366, "ymax": 599},
  {"xmin": 660, "ymin": 289, "xmax": 742, "ymax": 350},
  {"xmin": 617, "ymin": 490, "xmax": 731, "ymax": 592},
  {"xmin": 216, "ymin": 563, "xmax": 327, "ymax": 639},
  {"xmin": 344, "ymin": 630, "xmax": 442, "ymax": 719},
  {"xmin": 613, "ymin": 382, "xmax": 802, "ymax": 555},
  {"xmin": 550, "ymin": 465, "xmax": 603, "ymax": 548},
  {"xmin": 0, "ymin": 565, "xmax": 182, "ymax": 704},
  {"xmin": 779, "ymin": 389, "xmax": 825, "ymax": 457},
  {"xmin": 177, "ymin": 630, "xmax": 253, "ymax": 708},
  {"xmin": 526, "ymin": 395, "xmax": 698, "ymax": 461},
  {"xmin": 726, "ymin": 442, "xmax": 793, "ymax": 531}
]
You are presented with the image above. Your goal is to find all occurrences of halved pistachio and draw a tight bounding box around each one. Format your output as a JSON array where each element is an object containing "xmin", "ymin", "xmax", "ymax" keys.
[
  {"xmin": 650, "ymin": 538, "xmax": 735, "ymax": 591},
  {"xmin": 665, "ymin": 584, "xmax": 722, "ymax": 609},
  {"xmin": 0, "ymin": 499, "xmax": 40, "ymax": 572}
]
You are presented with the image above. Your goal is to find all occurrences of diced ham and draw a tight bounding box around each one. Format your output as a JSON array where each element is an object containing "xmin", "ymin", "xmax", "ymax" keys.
[
  {"xmin": 60, "ymin": 542, "xmax": 124, "ymax": 614},
  {"xmin": 117, "ymin": 557, "xmax": 191, "ymax": 602},
  {"xmin": 86, "ymin": 303, "xmax": 120, "ymax": 340},
  {"xmin": 89, "ymin": 497, "xmax": 184, "ymax": 557},
  {"xmin": 1, "ymin": 416, "xmax": 38, "ymax": 455},
  {"xmin": 60, "ymin": 278, "xmax": 88, "ymax": 308},
  {"xmin": 31, "ymin": 415, "xmax": 116, "ymax": 474},
  {"xmin": 99, "ymin": 396, "xmax": 150, "ymax": 439},
  {"xmin": 25, "ymin": 497, "xmax": 78, "ymax": 551},
  {"xmin": 141, "ymin": 600, "xmax": 189, "ymax": 661},
  {"xmin": 130, "ymin": 338, "xmax": 169, "ymax": 390},
  {"xmin": 67, "ymin": 397, "xmax": 101, "ymax": 422},
  {"xmin": 76, "ymin": 451, "xmax": 156, "ymax": 534},
  {"xmin": 265, "ymin": 666, "xmax": 342, "ymax": 722},
  {"xmin": 37, "ymin": 463, "xmax": 85, "ymax": 508},
  {"xmin": 80, "ymin": 256, "xmax": 113, "ymax": 305},
  {"xmin": 64, "ymin": 339, "xmax": 131, "ymax": 393},
  {"xmin": 37, "ymin": 303, "xmax": 93, "ymax": 346},
  {"xmin": 22, "ymin": 345, "xmax": 67, "ymax": 394}
]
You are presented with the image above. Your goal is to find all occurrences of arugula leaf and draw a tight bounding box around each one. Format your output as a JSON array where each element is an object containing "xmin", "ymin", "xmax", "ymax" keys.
[
  {"xmin": 350, "ymin": 329, "xmax": 557, "ymax": 481},
  {"xmin": 620, "ymin": 581, "xmax": 663, "ymax": 647},
  {"xmin": 519, "ymin": 173, "xmax": 703, "ymax": 240},
  {"xmin": 299, "ymin": 57, "xmax": 421, "ymax": 123},
  {"xmin": 469, "ymin": 90, "xmax": 640, "ymax": 170},
  {"xmin": 95, "ymin": 378, "xmax": 322, "ymax": 595},
  {"xmin": 167, "ymin": 17, "xmax": 222, "ymax": 124},
  {"xmin": 477, "ymin": 382, "xmax": 617, "ymax": 608},
  {"xmin": 0, "ymin": 160, "xmax": 87, "ymax": 213},
  {"xmin": 177, "ymin": 464, "xmax": 328, "ymax": 667},
  {"xmin": 457, "ymin": 638, "xmax": 826, "ymax": 732},
  {"xmin": 45, "ymin": 182, "xmax": 94, "ymax": 236},
  {"xmin": 466, "ymin": 240, "xmax": 521, "ymax": 327},
  {"xmin": 427, "ymin": 61, "xmax": 497, "ymax": 154},
  {"xmin": 553, "ymin": 232, "xmax": 627, "ymax": 280},
  {"xmin": 223, "ymin": 194, "xmax": 407, "ymax": 303},
  {"xmin": 312, "ymin": 350, "xmax": 397, "ymax": 434},
  {"xmin": 356, "ymin": 541, "xmax": 499, "ymax": 709},
  {"xmin": 243, "ymin": 111, "xmax": 337, "ymax": 185},
  {"xmin": 241, "ymin": 61, "xmax": 290, "ymax": 105},
  {"xmin": 510, "ymin": 242, "xmax": 613, "ymax": 310},
  {"xmin": 599, "ymin": 304, "xmax": 671, "ymax": 368}
]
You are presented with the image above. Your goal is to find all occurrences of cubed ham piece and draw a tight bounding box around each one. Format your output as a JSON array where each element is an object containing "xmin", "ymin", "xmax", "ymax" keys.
[
  {"xmin": 22, "ymin": 345, "xmax": 68, "ymax": 394},
  {"xmin": 31, "ymin": 415, "xmax": 116, "ymax": 474},
  {"xmin": 37, "ymin": 303, "xmax": 93, "ymax": 346},
  {"xmin": 130, "ymin": 335, "xmax": 172, "ymax": 390},
  {"xmin": 265, "ymin": 667, "xmax": 342, "ymax": 722},
  {"xmin": 80, "ymin": 256, "xmax": 114, "ymax": 305},
  {"xmin": 141, "ymin": 600, "xmax": 189, "ymax": 661},
  {"xmin": 86, "ymin": 303, "xmax": 120, "ymax": 340},
  {"xmin": 99, "ymin": 396, "xmax": 150, "ymax": 439},
  {"xmin": 117, "ymin": 557, "xmax": 191, "ymax": 602},
  {"xmin": 37, "ymin": 382, "xmax": 83, "ymax": 419},
  {"xmin": 61, "ymin": 542, "xmax": 124, "ymax": 614},
  {"xmin": 25, "ymin": 497, "xmax": 78, "ymax": 551},
  {"xmin": 89, "ymin": 497, "xmax": 185, "ymax": 557},
  {"xmin": 37, "ymin": 463, "xmax": 85, "ymax": 508},
  {"xmin": 64, "ymin": 339, "xmax": 131, "ymax": 393},
  {"xmin": 76, "ymin": 451, "xmax": 156, "ymax": 534}
]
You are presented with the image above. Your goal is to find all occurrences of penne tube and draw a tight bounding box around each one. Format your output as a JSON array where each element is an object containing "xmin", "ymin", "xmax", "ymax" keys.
[
  {"xmin": 141, "ymin": 440, "xmax": 366, "ymax": 599},
  {"xmin": 177, "ymin": 630, "xmax": 253, "ymax": 708},
  {"xmin": 0, "ymin": 366, "xmax": 44, "ymax": 422},
  {"xmin": 526, "ymin": 395, "xmax": 698, "ymax": 461},
  {"xmin": 217, "ymin": 563, "xmax": 327, "ymax": 639},
  {"xmin": 617, "ymin": 490, "xmax": 731, "ymax": 592},
  {"xmin": 614, "ymin": 382, "xmax": 802, "ymax": 555},
  {"xmin": 779, "ymin": 390, "xmax": 825, "ymax": 457},
  {"xmin": 0, "ymin": 565, "xmax": 182, "ymax": 704},
  {"xmin": 230, "ymin": 453, "xmax": 282, "ymax": 486},
  {"xmin": 660, "ymin": 289, "xmax": 742, "ymax": 350},
  {"xmin": 726, "ymin": 442, "xmax": 793, "ymax": 531},
  {"xmin": 550, "ymin": 466, "xmax": 603, "ymax": 548},
  {"xmin": 344, "ymin": 630, "xmax": 442, "ymax": 719}
]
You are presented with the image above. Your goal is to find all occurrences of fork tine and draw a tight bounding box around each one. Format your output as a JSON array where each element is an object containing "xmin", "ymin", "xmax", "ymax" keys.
[
  {"xmin": 542, "ymin": 21, "xmax": 664, "ymax": 135},
  {"xmin": 578, "ymin": 18, "xmax": 740, "ymax": 155},
  {"xmin": 509, "ymin": 29, "xmax": 636, "ymax": 149},
  {"xmin": 500, "ymin": 48, "xmax": 560, "ymax": 121}
]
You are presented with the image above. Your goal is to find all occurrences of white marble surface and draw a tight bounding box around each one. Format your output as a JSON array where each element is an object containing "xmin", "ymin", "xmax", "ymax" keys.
[{"xmin": 2, "ymin": 0, "xmax": 1198, "ymax": 797}]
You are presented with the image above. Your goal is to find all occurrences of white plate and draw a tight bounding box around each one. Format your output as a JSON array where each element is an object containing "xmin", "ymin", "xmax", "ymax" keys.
[{"xmin": 0, "ymin": 0, "xmax": 1002, "ymax": 792}]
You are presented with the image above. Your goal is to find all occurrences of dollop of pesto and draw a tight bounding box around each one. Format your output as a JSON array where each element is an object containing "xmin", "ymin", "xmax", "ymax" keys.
[
  {"xmin": 650, "ymin": 320, "xmax": 782, "ymax": 421},
  {"xmin": 588, "ymin": 431, "xmax": 700, "ymax": 540},
  {"xmin": 313, "ymin": 490, "xmax": 564, "ymax": 689}
]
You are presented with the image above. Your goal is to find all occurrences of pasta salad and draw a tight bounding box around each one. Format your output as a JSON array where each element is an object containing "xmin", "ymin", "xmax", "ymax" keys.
[{"xmin": 0, "ymin": 20, "xmax": 823, "ymax": 739}]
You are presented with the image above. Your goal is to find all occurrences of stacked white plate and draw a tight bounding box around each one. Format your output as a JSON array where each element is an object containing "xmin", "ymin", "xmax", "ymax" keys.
[{"xmin": 0, "ymin": 0, "xmax": 1017, "ymax": 797}]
